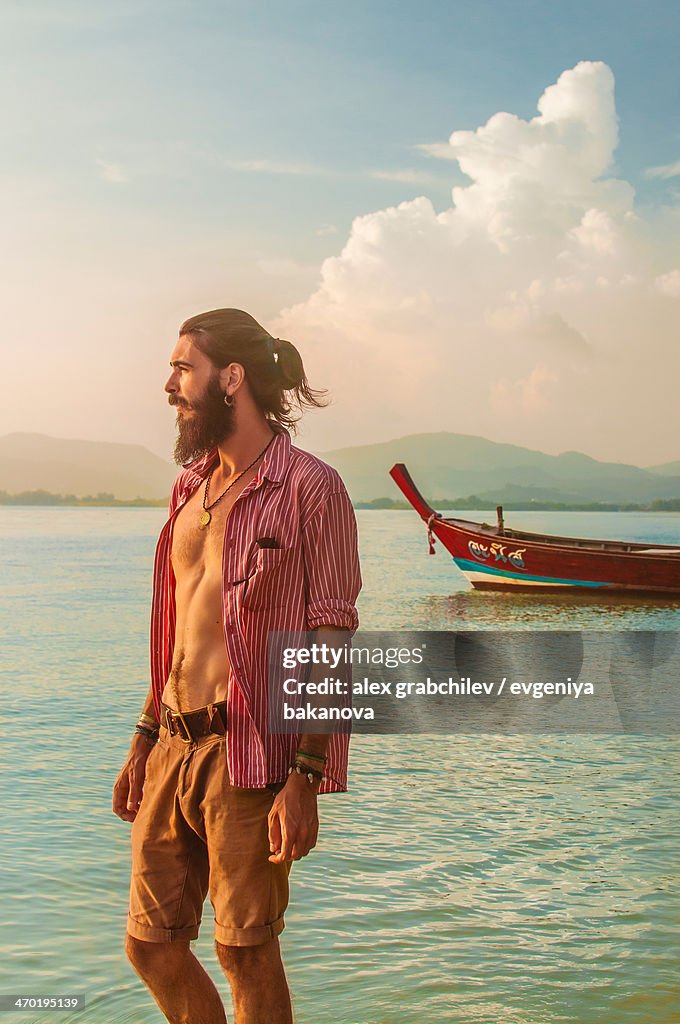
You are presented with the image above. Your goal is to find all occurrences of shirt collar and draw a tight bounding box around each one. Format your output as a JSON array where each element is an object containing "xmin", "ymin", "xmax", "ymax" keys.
[
  {"xmin": 181, "ymin": 425, "xmax": 291, "ymax": 487},
  {"xmin": 260, "ymin": 426, "xmax": 291, "ymax": 486}
]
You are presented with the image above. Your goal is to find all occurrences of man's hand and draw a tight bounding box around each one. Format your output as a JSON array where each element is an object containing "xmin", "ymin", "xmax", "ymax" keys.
[
  {"xmin": 268, "ymin": 773, "xmax": 320, "ymax": 863},
  {"xmin": 112, "ymin": 734, "xmax": 155, "ymax": 823}
]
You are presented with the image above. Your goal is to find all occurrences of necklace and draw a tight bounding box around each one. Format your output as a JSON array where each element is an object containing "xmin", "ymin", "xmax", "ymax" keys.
[{"xmin": 199, "ymin": 435, "xmax": 275, "ymax": 529}]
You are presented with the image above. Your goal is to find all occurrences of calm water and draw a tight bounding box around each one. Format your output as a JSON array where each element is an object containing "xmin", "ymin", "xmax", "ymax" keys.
[{"xmin": 1, "ymin": 508, "xmax": 678, "ymax": 1023}]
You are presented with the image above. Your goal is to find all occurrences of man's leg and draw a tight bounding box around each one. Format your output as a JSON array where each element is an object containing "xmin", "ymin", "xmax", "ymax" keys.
[
  {"xmin": 215, "ymin": 937, "xmax": 292, "ymax": 1024},
  {"xmin": 126, "ymin": 935, "xmax": 228, "ymax": 1024}
]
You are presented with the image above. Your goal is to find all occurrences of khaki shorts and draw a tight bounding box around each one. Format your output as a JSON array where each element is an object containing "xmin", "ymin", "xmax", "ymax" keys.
[{"xmin": 127, "ymin": 727, "xmax": 290, "ymax": 946}]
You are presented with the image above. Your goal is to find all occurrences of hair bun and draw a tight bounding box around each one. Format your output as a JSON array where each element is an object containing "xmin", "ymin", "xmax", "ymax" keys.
[{"xmin": 275, "ymin": 337, "xmax": 305, "ymax": 390}]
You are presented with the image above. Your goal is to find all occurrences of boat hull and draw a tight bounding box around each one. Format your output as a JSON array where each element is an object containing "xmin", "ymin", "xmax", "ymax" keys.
[
  {"xmin": 432, "ymin": 518, "xmax": 680, "ymax": 593},
  {"xmin": 389, "ymin": 463, "xmax": 680, "ymax": 595}
]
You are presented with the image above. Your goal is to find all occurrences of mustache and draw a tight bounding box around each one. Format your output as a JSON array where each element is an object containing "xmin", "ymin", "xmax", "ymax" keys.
[{"xmin": 168, "ymin": 396, "xmax": 189, "ymax": 409}]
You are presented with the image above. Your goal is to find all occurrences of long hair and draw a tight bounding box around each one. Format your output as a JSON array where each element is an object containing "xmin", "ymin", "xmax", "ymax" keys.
[{"xmin": 179, "ymin": 308, "xmax": 327, "ymax": 433}]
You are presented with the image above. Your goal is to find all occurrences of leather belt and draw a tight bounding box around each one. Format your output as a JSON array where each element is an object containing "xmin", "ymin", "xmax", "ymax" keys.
[{"xmin": 160, "ymin": 701, "xmax": 227, "ymax": 743}]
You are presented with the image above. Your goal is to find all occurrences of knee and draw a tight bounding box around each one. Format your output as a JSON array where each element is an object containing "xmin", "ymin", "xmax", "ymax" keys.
[
  {"xmin": 214, "ymin": 941, "xmax": 247, "ymax": 978},
  {"xmin": 125, "ymin": 934, "xmax": 161, "ymax": 973},
  {"xmin": 126, "ymin": 934, "xmax": 189, "ymax": 975},
  {"xmin": 215, "ymin": 938, "xmax": 279, "ymax": 980}
]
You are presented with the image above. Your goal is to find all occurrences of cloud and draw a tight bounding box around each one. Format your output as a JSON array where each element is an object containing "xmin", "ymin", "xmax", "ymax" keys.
[
  {"xmin": 368, "ymin": 168, "xmax": 448, "ymax": 187},
  {"xmin": 222, "ymin": 158, "xmax": 448, "ymax": 188},
  {"xmin": 569, "ymin": 208, "xmax": 619, "ymax": 255},
  {"xmin": 490, "ymin": 365, "xmax": 559, "ymax": 416},
  {"xmin": 96, "ymin": 159, "xmax": 128, "ymax": 184},
  {"xmin": 256, "ymin": 258, "xmax": 317, "ymax": 279},
  {"xmin": 222, "ymin": 157, "xmax": 330, "ymax": 177},
  {"xmin": 645, "ymin": 159, "xmax": 680, "ymax": 180},
  {"xmin": 270, "ymin": 61, "xmax": 680, "ymax": 463},
  {"xmin": 417, "ymin": 142, "xmax": 461, "ymax": 161},
  {"xmin": 656, "ymin": 269, "xmax": 680, "ymax": 297}
]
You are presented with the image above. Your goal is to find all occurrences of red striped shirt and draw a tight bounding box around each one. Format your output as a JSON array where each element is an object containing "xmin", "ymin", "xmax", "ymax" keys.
[{"xmin": 149, "ymin": 428, "xmax": 362, "ymax": 793}]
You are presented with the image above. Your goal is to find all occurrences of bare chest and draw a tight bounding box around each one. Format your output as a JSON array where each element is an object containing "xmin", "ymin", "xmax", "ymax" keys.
[
  {"xmin": 170, "ymin": 469, "xmax": 258, "ymax": 577},
  {"xmin": 171, "ymin": 490, "xmax": 227, "ymax": 575}
]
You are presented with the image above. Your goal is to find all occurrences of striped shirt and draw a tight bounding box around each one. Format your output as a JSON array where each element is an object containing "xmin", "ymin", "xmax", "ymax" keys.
[{"xmin": 149, "ymin": 428, "xmax": 361, "ymax": 793}]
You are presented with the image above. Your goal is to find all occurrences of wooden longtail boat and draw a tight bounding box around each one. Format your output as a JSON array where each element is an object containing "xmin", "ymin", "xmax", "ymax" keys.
[{"xmin": 389, "ymin": 463, "xmax": 680, "ymax": 595}]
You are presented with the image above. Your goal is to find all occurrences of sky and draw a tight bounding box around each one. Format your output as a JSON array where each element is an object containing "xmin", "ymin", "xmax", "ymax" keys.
[{"xmin": 2, "ymin": 0, "xmax": 680, "ymax": 465}]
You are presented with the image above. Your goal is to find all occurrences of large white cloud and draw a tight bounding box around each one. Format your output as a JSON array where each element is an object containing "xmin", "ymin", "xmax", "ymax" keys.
[{"xmin": 272, "ymin": 62, "xmax": 680, "ymax": 464}]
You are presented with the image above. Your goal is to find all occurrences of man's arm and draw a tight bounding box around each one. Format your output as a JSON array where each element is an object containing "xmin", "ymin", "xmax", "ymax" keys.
[
  {"xmin": 112, "ymin": 683, "xmax": 159, "ymax": 823},
  {"xmin": 268, "ymin": 624, "xmax": 347, "ymax": 863},
  {"xmin": 113, "ymin": 476, "xmax": 181, "ymax": 823},
  {"xmin": 268, "ymin": 478, "xmax": 360, "ymax": 862}
]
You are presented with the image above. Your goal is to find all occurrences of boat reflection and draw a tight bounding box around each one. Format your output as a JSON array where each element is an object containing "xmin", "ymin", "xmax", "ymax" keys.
[{"xmin": 423, "ymin": 588, "xmax": 680, "ymax": 630}]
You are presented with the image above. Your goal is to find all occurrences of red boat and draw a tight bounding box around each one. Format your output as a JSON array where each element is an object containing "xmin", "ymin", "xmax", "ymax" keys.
[{"xmin": 390, "ymin": 463, "xmax": 680, "ymax": 595}]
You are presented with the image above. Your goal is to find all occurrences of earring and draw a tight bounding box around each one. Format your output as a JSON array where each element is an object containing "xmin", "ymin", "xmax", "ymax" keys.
[{"xmin": 224, "ymin": 393, "xmax": 234, "ymax": 408}]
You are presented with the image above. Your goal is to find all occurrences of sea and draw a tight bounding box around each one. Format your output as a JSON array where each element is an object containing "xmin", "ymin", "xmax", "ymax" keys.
[{"xmin": 1, "ymin": 507, "xmax": 678, "ymax": 1024}]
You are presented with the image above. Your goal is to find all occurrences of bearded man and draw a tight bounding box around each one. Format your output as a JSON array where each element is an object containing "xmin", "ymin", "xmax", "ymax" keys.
[{"xmin": 112, "ymin": 309, "xmax": 361, "ymax": 1024}]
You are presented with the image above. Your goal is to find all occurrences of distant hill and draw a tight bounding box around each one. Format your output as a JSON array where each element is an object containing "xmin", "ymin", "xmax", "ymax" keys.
[
  {"xmin": 319, "ymin": 432, "xmax": 680, "ymax": 504},
  {"xmin": 0, "ymin": 433, "xmax": 176, "ymax": 500},
  {"xmin": 647, "ymin": 459, "xmax": 680, "ymax": 477},
  {"xmin": 3, "ymin": 430, "xmax": 680, "ymax": 507}
]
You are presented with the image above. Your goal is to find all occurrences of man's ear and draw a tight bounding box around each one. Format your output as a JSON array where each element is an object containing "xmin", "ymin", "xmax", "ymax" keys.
[{"xmin": 219, "ymin": 361, "xmax": 246, "ymax": 395}]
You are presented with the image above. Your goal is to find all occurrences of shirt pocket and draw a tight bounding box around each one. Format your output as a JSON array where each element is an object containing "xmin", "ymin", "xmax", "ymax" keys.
[{"xmin": 242, "ymin": 546, "xmax": 292, "ymax": 611}]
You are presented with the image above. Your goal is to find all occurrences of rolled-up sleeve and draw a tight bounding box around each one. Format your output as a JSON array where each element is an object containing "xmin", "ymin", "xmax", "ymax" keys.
[{"xmin": 302, "ymin": 488, "xmax": 361, "ymax": 632}]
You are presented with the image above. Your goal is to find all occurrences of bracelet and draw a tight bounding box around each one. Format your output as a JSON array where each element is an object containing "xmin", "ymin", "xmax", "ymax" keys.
[
  {"xmin": 296, "ymin": 748, "xmax": 328, "ymax": 764},
  {"xmin": 136, "ymin": 721, "xmax": 159, "ymax": 735},
  {"xmin": 288, "ymin": 761, "xmax": 324, "ymax": 785},
  {"xmin": 134, "ymin": 724, "xmax": 159, "ymax": 743},
  {"xmin": 139, "ymin": 712, "xmax": 159, "ymax": 728}
]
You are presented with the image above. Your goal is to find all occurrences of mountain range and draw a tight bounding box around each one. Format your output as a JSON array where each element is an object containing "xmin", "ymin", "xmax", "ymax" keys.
[
  {"xmin": 2, "ymin": 431, "xmax": 680, "ymax": 506},
  {"xmin": 322, "ymin": 433, "xmax": 680, "ymax": 504},
  {"xmin": 0, "ymin": 433, "xmax": 176, "ymax": 501}
]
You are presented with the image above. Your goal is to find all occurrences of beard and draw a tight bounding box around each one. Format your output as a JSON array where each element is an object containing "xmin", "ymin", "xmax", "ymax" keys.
[{"xmin": 170, "ymin": 374, "xmax": 235, "ymax": 465}]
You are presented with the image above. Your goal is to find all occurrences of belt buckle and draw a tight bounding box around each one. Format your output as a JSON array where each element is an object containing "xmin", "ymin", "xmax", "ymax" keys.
[
  {"xmin": 207, "ymin": 704, "xmax": 221, "ymax": 735},
  {"xmin": 170, "ymin": 708, "xmax": 194, "ymax": 743}
]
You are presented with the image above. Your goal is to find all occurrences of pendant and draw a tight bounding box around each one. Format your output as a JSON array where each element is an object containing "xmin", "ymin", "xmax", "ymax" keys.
[{"xmin": 199, "ymin": 509, "xmax": 212, "ymax": 529}]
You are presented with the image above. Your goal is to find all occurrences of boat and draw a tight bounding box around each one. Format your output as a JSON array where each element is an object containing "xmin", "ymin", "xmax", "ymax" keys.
[{"xmin": 389, "ymin": 463, "xmax": 680, "ymax": 594}]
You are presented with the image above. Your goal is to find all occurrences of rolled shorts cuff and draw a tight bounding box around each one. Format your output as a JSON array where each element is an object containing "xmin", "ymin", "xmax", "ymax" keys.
[
  {"xmin": 126, "ymin": 913, "xmax": 200, "ymax": 944},
  {"xmin": 214, "ymin": 913, "xmax": 285, "ymax": 947}
]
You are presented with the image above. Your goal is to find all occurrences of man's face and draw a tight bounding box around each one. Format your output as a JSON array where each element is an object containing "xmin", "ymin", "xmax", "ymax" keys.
[{"xmin": 165, "ymin": 336, "xmax": 235, "ymax": 465}]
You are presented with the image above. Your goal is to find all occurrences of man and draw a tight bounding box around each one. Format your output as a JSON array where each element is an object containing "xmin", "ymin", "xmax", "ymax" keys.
[{"xmin": 112, "ymin": 308, "xmax": 361, "ymax": 1024}]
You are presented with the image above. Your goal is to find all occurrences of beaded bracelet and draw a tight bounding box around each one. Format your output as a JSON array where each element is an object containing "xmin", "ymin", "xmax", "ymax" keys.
[{"xmin": 288, "ymin": 761, "xmax": 324, "ymax": 785}]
